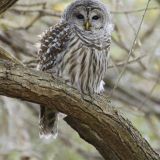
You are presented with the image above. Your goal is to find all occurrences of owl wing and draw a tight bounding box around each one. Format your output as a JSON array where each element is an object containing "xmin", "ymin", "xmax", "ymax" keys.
[
  {"xmin": 37, "ymin": 22, "xmax": 71, "ymax": 138},
  {"xmin": 37, "ymin": 22, "xmax": 71, "ymax": 71}
]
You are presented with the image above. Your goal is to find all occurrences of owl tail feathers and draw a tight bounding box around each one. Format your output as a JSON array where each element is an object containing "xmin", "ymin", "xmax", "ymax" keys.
[{"xmin": 39, "ymin": 105, "xmax": 58, "ymax": 139}]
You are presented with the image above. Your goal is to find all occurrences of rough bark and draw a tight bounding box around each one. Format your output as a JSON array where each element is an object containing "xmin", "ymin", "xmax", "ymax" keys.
[
  {"xmin": 0, "ymin": 0, "xmax": 18, "ymax": 14},
  {"xmin": 0, "ymin": 61, "xmax": 159, "ymax": 160}
]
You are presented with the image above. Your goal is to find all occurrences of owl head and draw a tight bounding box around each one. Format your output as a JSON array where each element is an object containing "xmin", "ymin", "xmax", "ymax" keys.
[{"xmin": 62, "ymin": 0, "xmax": 112, "ymax": 33}]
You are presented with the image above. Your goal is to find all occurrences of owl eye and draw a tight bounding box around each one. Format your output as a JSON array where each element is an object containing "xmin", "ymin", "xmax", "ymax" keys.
[
  {"xmin": 76, "ymin": 14, "xmax": 84, "ymax": 20},
  {"xmin": 92, "ymin": 15, "xmax": 100, "ymax": 20}
]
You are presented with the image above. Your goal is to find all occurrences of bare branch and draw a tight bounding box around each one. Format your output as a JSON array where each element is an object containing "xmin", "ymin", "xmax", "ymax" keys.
[
  {"xmin": 15, "ymin": 2, "xmax": 46, "ymax": 8},
  {"xmin": 108, "ymin": 54, "xmax": 146, "ymax": 69},
  {"xmin": 111, "ymin": 0, "xmax": 151, "ymax": 96},
  {"xmin": 11, "ymin": 6, "xmax": 160, "ymax": 16},
  {"xmin": 0, "ymin": 47, "xmax": 24, "ymax": 65},
  {"xmin": 111, "ymin": 6, "xmax": 160, "ymax": 14},
  {"xmin": 10, "ymin": 8, "xmax": 62, "ymax": 18}
]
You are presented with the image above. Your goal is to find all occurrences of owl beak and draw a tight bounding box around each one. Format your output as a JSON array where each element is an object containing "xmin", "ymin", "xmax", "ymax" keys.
[{"xmin": 84, "ymin": 21, "xmax": 92, "ymax": 31}]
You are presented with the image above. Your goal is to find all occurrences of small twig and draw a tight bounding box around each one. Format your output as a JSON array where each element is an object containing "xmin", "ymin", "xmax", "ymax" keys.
[
  {"xmin": 111, "ymin": 6, "xmax": 160, "ymax": 14},
  {"xmin": 141, "ymin": 14, "xmax": 160, "ymax": 42},
  {"xmin": 112, "ymin": 37, "xmax": 129, "ymax": 52},
  {"xmin": 110, "ymin": 58, "xmax": 120, "ymax": 73},
  {"xmin": 127, "ymin": 67, "xmax": 160, "ymax": 83},
  {"xmin": 0, "ymin": 34, "xmax": 36, "ymax": 58},
  {"xmin": 11, "ymin": 7, "xmax": 160, "ymax": 17},
  {"xmin": 10, "ymin": 8, "xmax": 62, "ymax": 17},
  {"xmin": 0, "ymin": 47, "xmax": 24, "ymax": 66},
  {"xmin": 125, "ymin": 13, "xmax": 146, "ymax": 69},
  {"xmin": 21, "ymin": 13, "xmax": 42, "ymax": 30},
  {"xmin": 114, "ymin": 24, "xmax": 128, "ymax": 50},
  {"xmin": 15, "ymin": 2, "xmax": 46, "ymax": 7},
  {"xmin": 110, "ymin": 0, "xmax": 151, "ymax": 96},
  {"xmin": 108, "ymin": 54, "xmax": 146, "ymax": 69},
  {"xmin": 139, "ymin": 73, "xmax": 160, "ymax": 108}
]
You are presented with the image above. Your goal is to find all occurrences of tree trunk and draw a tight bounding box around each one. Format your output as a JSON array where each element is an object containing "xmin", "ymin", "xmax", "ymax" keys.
[{"xmin": 0, "ymin": 61, "xmax": 159, "ymax": 160}]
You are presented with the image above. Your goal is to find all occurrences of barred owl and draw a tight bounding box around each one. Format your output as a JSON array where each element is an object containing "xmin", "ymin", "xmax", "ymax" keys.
[{"xmin": 37, "ymin": 0, "xmax": 113, "ymax": 138}]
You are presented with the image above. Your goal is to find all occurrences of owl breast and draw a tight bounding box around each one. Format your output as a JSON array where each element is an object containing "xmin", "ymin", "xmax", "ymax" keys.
[{"xmin": 58, "ymin": 31, "xmax": 108, "ymax": 94}]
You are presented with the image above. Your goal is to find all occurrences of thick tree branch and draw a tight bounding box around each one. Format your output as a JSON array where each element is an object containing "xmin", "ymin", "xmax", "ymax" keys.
[
  {"xmin": 0, "ymin": 61, "xmax": 159, "ymax": 160},
  {"xmin": 0, "ymin": 0, "xmax": 18, "ymax": 14}
]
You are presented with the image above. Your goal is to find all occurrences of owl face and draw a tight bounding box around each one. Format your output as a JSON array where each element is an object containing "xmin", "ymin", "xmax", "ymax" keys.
[
  {"xmin": 69, "ymin": 6, "xmax": 105, "ymax": 31},
  {"xmin": 63, "ymin": 0, "xmax": 111, "ymax": 32}
]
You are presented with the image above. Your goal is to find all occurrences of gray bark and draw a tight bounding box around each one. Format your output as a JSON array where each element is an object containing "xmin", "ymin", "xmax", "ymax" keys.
[{"xmin": 0, "ymin": 61, "xmax": 159, "ymax": 160}]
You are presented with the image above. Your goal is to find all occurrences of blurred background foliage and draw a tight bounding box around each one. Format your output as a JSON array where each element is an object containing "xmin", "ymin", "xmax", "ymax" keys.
[{"xmin": 0, "ymin": 0, "xmax": 160, "ymax": 160}]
